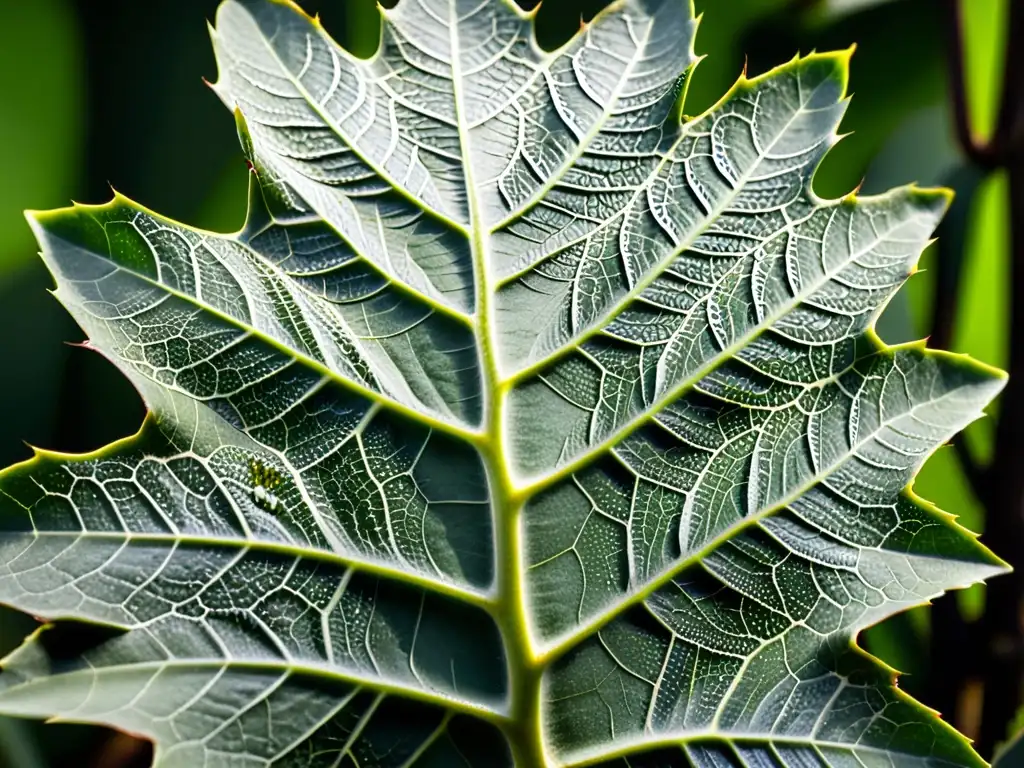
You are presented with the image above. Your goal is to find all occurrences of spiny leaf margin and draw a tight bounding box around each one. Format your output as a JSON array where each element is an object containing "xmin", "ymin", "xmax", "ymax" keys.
[{"xmin": 0, "ymin": 0, "xmax": 1009, "ymax": 766}]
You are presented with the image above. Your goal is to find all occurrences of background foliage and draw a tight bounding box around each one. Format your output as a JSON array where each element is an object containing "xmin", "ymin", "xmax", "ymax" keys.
[{"xmin": 0, "ymin": 0, "xmax": 1012, "ymax": 765}]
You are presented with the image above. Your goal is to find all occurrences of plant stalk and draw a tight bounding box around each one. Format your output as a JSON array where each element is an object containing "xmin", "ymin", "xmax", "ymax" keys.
[
  {"xmin": 977, "ymin": 146, "xmax": 1024, "ymax": 757},
  {"xmin": 940, "ymin": 0, "xmax": 1024, "ymax": 756}
]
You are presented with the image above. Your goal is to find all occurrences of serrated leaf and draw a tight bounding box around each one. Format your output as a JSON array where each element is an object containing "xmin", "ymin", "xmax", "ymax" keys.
[
  {"xmin": 0, "ymin": 0, "xmax": 1007, "ymax": 766},
  {"xmin": 994, "ymin": 717, "xmax": 1024, "ymax": 766}
]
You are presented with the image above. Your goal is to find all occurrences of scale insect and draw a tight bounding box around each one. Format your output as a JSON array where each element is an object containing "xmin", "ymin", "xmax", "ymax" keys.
[{"xmin": 248, "ymin": 457, "xmax": 283, "ymax": 513}]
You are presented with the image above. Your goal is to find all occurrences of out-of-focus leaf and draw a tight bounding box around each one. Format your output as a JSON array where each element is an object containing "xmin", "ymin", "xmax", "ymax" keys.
[
  {"xmin": 344, "ymin": 0, "xmax": 381, "ymax": 57},
  {"xmin": 0, "ymin": 717, "xmax": 44, "ymax": 768},
  {"xmin": 687, "ymin": 0, "xmax": 793, "ymax": 113},
  {"xmin": 189, "ymin": 160, "xmax": 250, "ymax": 234},
  {"xmin": 962, "ymin": 0, "xmax": 1009, "ymax": 143},
  {"xmin": 0, "ymin": 18, "xmax": 87, "ymax": 468},
  {"xmin": 862, "ymin": 104, "xmax": 961, "ymax": 346},
  {"xmin": 994, "ymin": 722, "xmax": 1024, "ymax": 767},
  {"xmin": 953, "ymin": 172, "xmax": 1009, "ymax": 468},
  {"xmin": 950, "ymin": 0, "xmax": 1011, "ymax": 491},
  {"xmin": 0, "ymin": 4, "xmax": 85, "ymax": 767},
  {"xmin": 818, "ymin": 0, "xmax": 901, "ymax": 19},
  {"xmin": 863, "ymin": 104, "xmax": 961, "ymax": 193},
  {"xmin": 810, "ymin": 1, "xmax": 946, "ymax": 199},
  {"xmin": 0, "ymin": 0, "xmax": 83, "ymax": 274}
]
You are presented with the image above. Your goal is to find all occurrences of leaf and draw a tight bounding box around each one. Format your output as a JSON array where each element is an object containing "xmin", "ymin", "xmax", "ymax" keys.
[
  {"xmin": 0, "ymin": 0, "xmax": 83, "ymax": 275},
  {"xmin": 815, "ymin": 0, "xmax": 896, "ymax": 19},
  {"xmin": 961, "ymin": 0, "xmax": 1010, "ymax": 143},
  {"xmin": 0, "ymin": 0, "xmax": 1007, "ymax": 765},
  {"xmin": 994, "ymin": 722, "xmax": 1024, "ymax": 767},
  {"xmin": 0, "ymin": 0, "xmax": 85, "ymax": 467}
]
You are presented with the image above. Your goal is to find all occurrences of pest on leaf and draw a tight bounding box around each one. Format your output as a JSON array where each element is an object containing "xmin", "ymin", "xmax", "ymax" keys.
[
  {"xmin": 0, "ymin": 0, "xmax": 1013, "ymax": 766},
  {"xmin": 248, "ymin": 457, "xmax": 283, "ymax": 513}
]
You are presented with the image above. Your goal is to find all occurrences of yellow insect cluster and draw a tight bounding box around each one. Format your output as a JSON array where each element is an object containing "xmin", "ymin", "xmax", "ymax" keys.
[{"xmin": 248, "ymin": 457, "xmax": 283, "ymax": 513}]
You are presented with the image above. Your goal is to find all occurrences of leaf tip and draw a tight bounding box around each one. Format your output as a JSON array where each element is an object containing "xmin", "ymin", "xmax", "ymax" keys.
[
  {"xmin": 923, "ymin": 185, "xmax": 957, "ymax": 216},
  {"xmin": 943, "ymin": 348, "xmax": 1010, "ymax": 386},
  {"xmin": 22, "ymin": 209, "xmax": 44, "ymax": 232},
  {"xmin": 797, "ymin": 48, "xmax": 856, "ymax": 103},
  {"xmin": 819, "ymin": 48, "xmax": 854, "ymax": 97},
  {"xmin": 23, "ymin": 208, "xmax": 66, "ymax": 242}
]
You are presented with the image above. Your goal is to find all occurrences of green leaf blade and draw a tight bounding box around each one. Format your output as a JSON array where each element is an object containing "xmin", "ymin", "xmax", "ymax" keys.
[
  {"xmin": 0, "ymin": 633, "xmax": 513, "ymax": 767},
  {"xmin": 0, "ymin": 425, "xmax": 508, "ymax": 711},
  {"xmin": 0, "ymin": 0, "xmax": 1008, "ymax": 766}
]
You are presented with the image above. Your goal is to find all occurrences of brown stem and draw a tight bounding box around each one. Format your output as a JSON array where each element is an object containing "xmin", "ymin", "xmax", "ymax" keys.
[
  {"xmin": 925, "ymin": 76, "xmax": 990, "ymax": 730},
  {"xmin": 992, "ymin": 0, "xmax": 1024, "ymax": 156},
  {"xmin": 974, "ymin": 0, "xmax": 1024, "ymax": 752},
  {"xmin": 925, "ymin": 217, "xmax": 983, "ymax": 731},
  {"xmin": 939, "ymin": 0, "xmax": 1024, "ymax": 756},
  {"xmin": 85, "ymin": 733, "xmax": 150, "ymax": 768},
  {"xmin": 977, "ymin": 143, "xmax": 1024, "ymax": 758},
  {"xmin": 945, "ymin": 0, "xmax": 1023, "ymax": 166}
]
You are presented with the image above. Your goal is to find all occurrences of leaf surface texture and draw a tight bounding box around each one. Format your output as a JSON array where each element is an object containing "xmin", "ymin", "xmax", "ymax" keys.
[{"xmin": 0, "ymin": 1, "xmax": 1006, "ymax": 766}]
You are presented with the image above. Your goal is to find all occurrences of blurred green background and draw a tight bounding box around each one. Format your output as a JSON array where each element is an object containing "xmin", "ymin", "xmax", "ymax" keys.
[{"xmin": 0, "ymin": 0, "xmax": 1011, "ymax": 765}]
